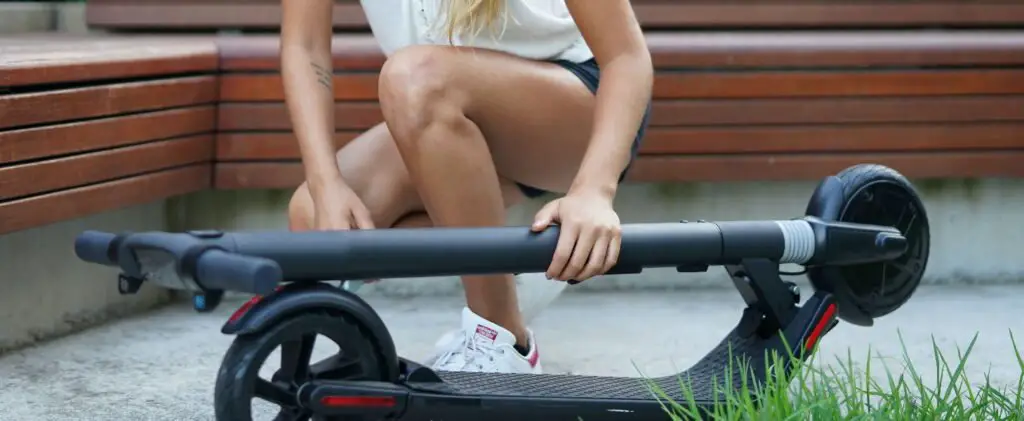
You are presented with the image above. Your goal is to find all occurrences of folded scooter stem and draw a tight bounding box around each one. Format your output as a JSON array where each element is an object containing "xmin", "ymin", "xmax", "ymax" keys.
[{"xmin": 220, "ymin": 220, "xmax": 815, "ymax": 281}]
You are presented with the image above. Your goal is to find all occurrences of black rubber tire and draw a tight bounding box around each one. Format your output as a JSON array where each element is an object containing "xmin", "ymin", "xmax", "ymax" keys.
[
  {"xmin": 213, "ymin": 312, "xmax": 386, "ymax": 421},
  {"xmin": 808, "ymin": 164, "xmax": 930, "ymax": 324}
]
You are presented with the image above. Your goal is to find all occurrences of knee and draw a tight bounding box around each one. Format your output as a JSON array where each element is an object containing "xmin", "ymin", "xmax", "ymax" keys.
[
  {"xmin": 378, "ymin": 46, "xmax": 467, "ymax": 143},
  {"xmin": 287, "ymin": 183, "xmax": 314, "ymax": 231},
  {"xmin": 379, "ymin": 46, "xmax": 457, "ymax": 112}
]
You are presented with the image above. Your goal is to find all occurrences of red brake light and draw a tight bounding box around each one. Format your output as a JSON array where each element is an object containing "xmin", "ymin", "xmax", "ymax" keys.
[
  {"xmin": 804, "ymin": 303, "xmax": 837, "ymax": 352},
  {"xmin": 320, "ymin": 396, "xmax": 396, "ymax": 408}
]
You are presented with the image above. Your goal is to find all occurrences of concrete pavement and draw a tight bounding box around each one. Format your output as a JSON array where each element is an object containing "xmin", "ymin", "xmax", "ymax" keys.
[{"xmin": 0, "ymin": 285, "xmax": 1021, "ymax": 420}]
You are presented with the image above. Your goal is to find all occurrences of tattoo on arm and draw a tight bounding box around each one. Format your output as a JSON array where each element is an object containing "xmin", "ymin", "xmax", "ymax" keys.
[{"xmin": 311, "ymin": 62, "xmax": 333, "ymax": 90}]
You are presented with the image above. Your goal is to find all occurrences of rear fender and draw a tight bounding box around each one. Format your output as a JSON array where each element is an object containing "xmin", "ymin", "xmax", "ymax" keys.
[{"xmin": 221, "ymin": 283, "xmax": 400, "ymax": 381}]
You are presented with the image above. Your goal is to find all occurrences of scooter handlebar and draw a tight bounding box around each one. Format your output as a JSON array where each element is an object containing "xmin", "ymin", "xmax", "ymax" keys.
[
  {"xmin": 74, "ymin": 230, "xmax": 282, "ymax": 295},
  {"xmin": 74, "ymin": 230, "xmax": 119, "ymax": 267},
  {"xmin": 194, "ymin": 250, "xmax": 282, "ymax": 296},
  {"xmin": 73, "ymin": 219, "xmax": 905, "ymax": 295}
]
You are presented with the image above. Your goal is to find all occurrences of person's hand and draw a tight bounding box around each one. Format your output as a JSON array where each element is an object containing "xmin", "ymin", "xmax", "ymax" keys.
[
  {"xmin": 531, "ymin": 190, "xmax": 621, "ymax": 283},
  {"xmin": 313, "ymin": 185, "xmax": 379, "ymax": 284},
  {"xmin": 312, "ymin": 185, "xmax": 376, "ymax": 231}
]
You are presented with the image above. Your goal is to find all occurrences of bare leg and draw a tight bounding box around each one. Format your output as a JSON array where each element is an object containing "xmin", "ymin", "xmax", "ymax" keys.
[
  {"xmin": 288, "ymin": 123, "xmax": 526, "ymax": 233},
  {"xmin": 378, "ymin": 46, "xmax": 599, "ymax": 346}
]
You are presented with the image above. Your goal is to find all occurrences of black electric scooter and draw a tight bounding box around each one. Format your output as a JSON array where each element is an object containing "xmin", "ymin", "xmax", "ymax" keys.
[{"xmin": 73, "ymin": 164, "xmax": 930, "ymax": 420}]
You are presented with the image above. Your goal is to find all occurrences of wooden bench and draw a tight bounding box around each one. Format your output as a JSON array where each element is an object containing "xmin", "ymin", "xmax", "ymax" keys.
[
  {"xmin": 212, "ymin": 31, "xmax": 1024, "ymax": 189},
  {"xmin": 87, "ymin": 0, "xmax": 1024, "ymax": 31},
  {"xmin": 8, "ymin": 3, "xmax": 1024, "ymax": 198},
  {"xmin": 0, "ymin": 36, "xmax": 219, "ymax": 234}
]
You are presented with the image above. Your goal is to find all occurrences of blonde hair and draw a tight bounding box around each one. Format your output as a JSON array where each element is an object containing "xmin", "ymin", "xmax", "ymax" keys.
[{"xmin": 442, "ymin": 0, "xmax": 506, "ymax": 42}]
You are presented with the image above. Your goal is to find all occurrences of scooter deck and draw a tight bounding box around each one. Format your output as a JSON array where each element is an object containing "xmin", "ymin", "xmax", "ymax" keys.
[{"xmin": 408, "ymin": 327, "xmax": 767, "ymax": 402}]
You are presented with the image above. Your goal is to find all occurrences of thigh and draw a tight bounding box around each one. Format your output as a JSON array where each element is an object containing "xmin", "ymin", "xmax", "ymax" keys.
[
  {"xmin": 335, "ymin": 123, "xmax": 418, "ymax": 225},
  {"xmin": 389, "ymin": 47, "xmax": 601, "ymax": 193}
]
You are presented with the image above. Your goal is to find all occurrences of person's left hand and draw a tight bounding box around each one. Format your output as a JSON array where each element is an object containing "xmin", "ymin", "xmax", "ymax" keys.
[{"xmin": 531, "ymin": 190, "xmax": 621, "ymax": 283}]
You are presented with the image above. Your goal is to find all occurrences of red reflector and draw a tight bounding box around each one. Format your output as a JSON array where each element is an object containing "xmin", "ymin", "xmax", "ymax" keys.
[
  {"xmin": 804, "ymin": 303, "xmax": 837, "ymax": 352},
  {"xmin": 227, "ymin": 295, "xmax": 262, "ymax": 323},
  {"xmin": 320, "ymin": 396, "xmax": 396, "ymax": 408},
  {"xmin": 226, "ymin": 286, "xmax": 284, "ymax": 323}
]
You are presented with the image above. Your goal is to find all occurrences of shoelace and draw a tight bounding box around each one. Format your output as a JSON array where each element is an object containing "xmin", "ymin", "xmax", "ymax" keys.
[{"xmin": 435, "ymin": 332, "xmax": 504, "ymax": 372}]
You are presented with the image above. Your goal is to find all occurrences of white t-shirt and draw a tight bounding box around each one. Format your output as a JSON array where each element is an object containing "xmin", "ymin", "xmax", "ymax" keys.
[{"xmin": 359, "ymin": 0, "xmax": 594, "ymax": 62}]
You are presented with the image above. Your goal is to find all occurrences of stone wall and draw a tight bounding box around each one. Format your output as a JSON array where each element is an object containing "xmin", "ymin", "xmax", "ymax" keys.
[
  {"xmin": 0, "ymin": 202, "xmax": 175, "ymax": 353},
  {"xmin": 0, "ymin": 2, "xmax": 88, "ymax": 34}
]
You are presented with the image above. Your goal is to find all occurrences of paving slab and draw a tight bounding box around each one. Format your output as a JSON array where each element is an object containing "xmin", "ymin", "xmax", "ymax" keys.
[{"xmin": 0, "ymin": 286, "xmax": 1020, "ymax": 420}]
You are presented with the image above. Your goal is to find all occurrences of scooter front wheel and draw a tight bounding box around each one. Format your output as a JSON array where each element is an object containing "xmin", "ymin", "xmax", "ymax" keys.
[{"xmin": 213, "ymin": 312, "xmax": 386, "ymax": 420}]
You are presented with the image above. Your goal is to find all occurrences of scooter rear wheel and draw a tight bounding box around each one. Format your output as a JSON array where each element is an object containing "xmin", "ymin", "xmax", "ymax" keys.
[{"xmin": 213, "ymin": 312, "xmax": 386, "ymax": 420}]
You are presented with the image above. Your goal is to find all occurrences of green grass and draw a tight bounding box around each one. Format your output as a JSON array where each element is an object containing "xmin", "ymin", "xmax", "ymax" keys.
[{"xmin": 647, "ymin": 331, "xmax": 1024, "ymax": 420}]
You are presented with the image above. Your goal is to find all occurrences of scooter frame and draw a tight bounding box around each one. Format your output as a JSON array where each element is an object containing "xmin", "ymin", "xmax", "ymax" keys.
[{"xmin": 73, "ymin": 165, "xmax": 928, "ymax": 420}]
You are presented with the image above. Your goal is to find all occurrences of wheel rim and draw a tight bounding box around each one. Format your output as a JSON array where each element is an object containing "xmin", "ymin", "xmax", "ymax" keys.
[
  {"xmin": 837, "ymin": 181, "xmax": 929, "ymax": 316},
  {"xmin": 233, "ymin": 315, "xmax": 383, "ymax": 421}
]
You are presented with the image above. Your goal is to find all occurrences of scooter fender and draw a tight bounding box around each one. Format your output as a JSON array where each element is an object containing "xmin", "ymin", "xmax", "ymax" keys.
[{"xmin": 221, "ymin": 283, "xmax": 400, "ymax": 381}]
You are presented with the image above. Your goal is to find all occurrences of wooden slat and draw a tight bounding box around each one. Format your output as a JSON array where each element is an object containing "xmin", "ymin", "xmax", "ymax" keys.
[
  {"xmin": 86, "ymin": 0, "xmax": 1024, "ymax": 29},
  {"xmin": 218, "ymin": 35, "xmax": 384, "ymax": 71},
  {"xmin": 0, "ymin": 106, "xmax": 215, "ymax": 164},
  {"xmin": 650, "ymin": 97, "xmax": 1024, "ymax": 125},
  {"xmin": 86, "ymin": 1, "xmax": 367, "ymax": 30},
  {"xmin": 214, "ymin": 123, "xmax": 1024, "ymax": 160},
  {"xmin": 0, "ymin": 164, "xmax": 211, "ymax": 235},
  {"xmin": 0, "ymin": 36, "xmax": 217, "ymax": 87},
  {"xmin": 215, "ymin": 162, "xmax": 303, "ymax": 190},
  {"xmin": 0, "ymin": 76, "xmax": 218, "ymax": 130},
  {"xmin": 652, "ymin": 69, "xmax": 1024, "ymax": 99},
  {"xmin": 216, "ymin": 97, "xmax": 1024, "ymax": 131},
  {"xmin": 631, "ymin": 1, "xmax": 1024, "ymax": 28},
  {"xmin": 216, "ymin": 132, "xmax": 358, "ymax": 160},
  {"xmin": 216, "ymin": 32, "xmax": 1024, "ymax": 72},
  {"xmin": 219, "ymin": 74, "xmax": 378, "ymax": 102},
  {"xmin": 645, "ymin": 31, "xmax": 1024, "ymax": 68},
  {"xmin": 212, "ymin": 150, "xmax": 1024, "ymax": 189},
  {"xmin": 218, "ymin": 102, "xmax": 381, "ymax": 131},
  {"xmin": 218, "ymin": 70, "xmax": 1024, "ymax": 102},
  {"xmin": 0, "ymin": 135, "xmax": 213, "ymax": 201},
  {"xmin": 639, "ymin": 124, "xmax": 1024, "ymax": 154}
]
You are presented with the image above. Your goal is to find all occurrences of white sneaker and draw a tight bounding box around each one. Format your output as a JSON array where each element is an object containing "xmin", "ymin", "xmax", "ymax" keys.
[
  {"xmin": 426, "ymin": 273, "xmax": 564, "ymax": 366},
  {"xmin": 430, "ymin": 307, "xmax": 542, "ymax": 374}
]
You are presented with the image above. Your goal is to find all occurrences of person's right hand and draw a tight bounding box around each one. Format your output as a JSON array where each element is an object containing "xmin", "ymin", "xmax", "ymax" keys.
[{"xmin": 312, "ymin": 186, "xmax": 376, "ymax": 231}]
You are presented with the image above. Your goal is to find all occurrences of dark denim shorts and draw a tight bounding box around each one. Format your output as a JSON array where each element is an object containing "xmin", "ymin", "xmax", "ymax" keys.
[{"xmin": 516, "ymin": 58, "xmax": 652, "ymax": 198}]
